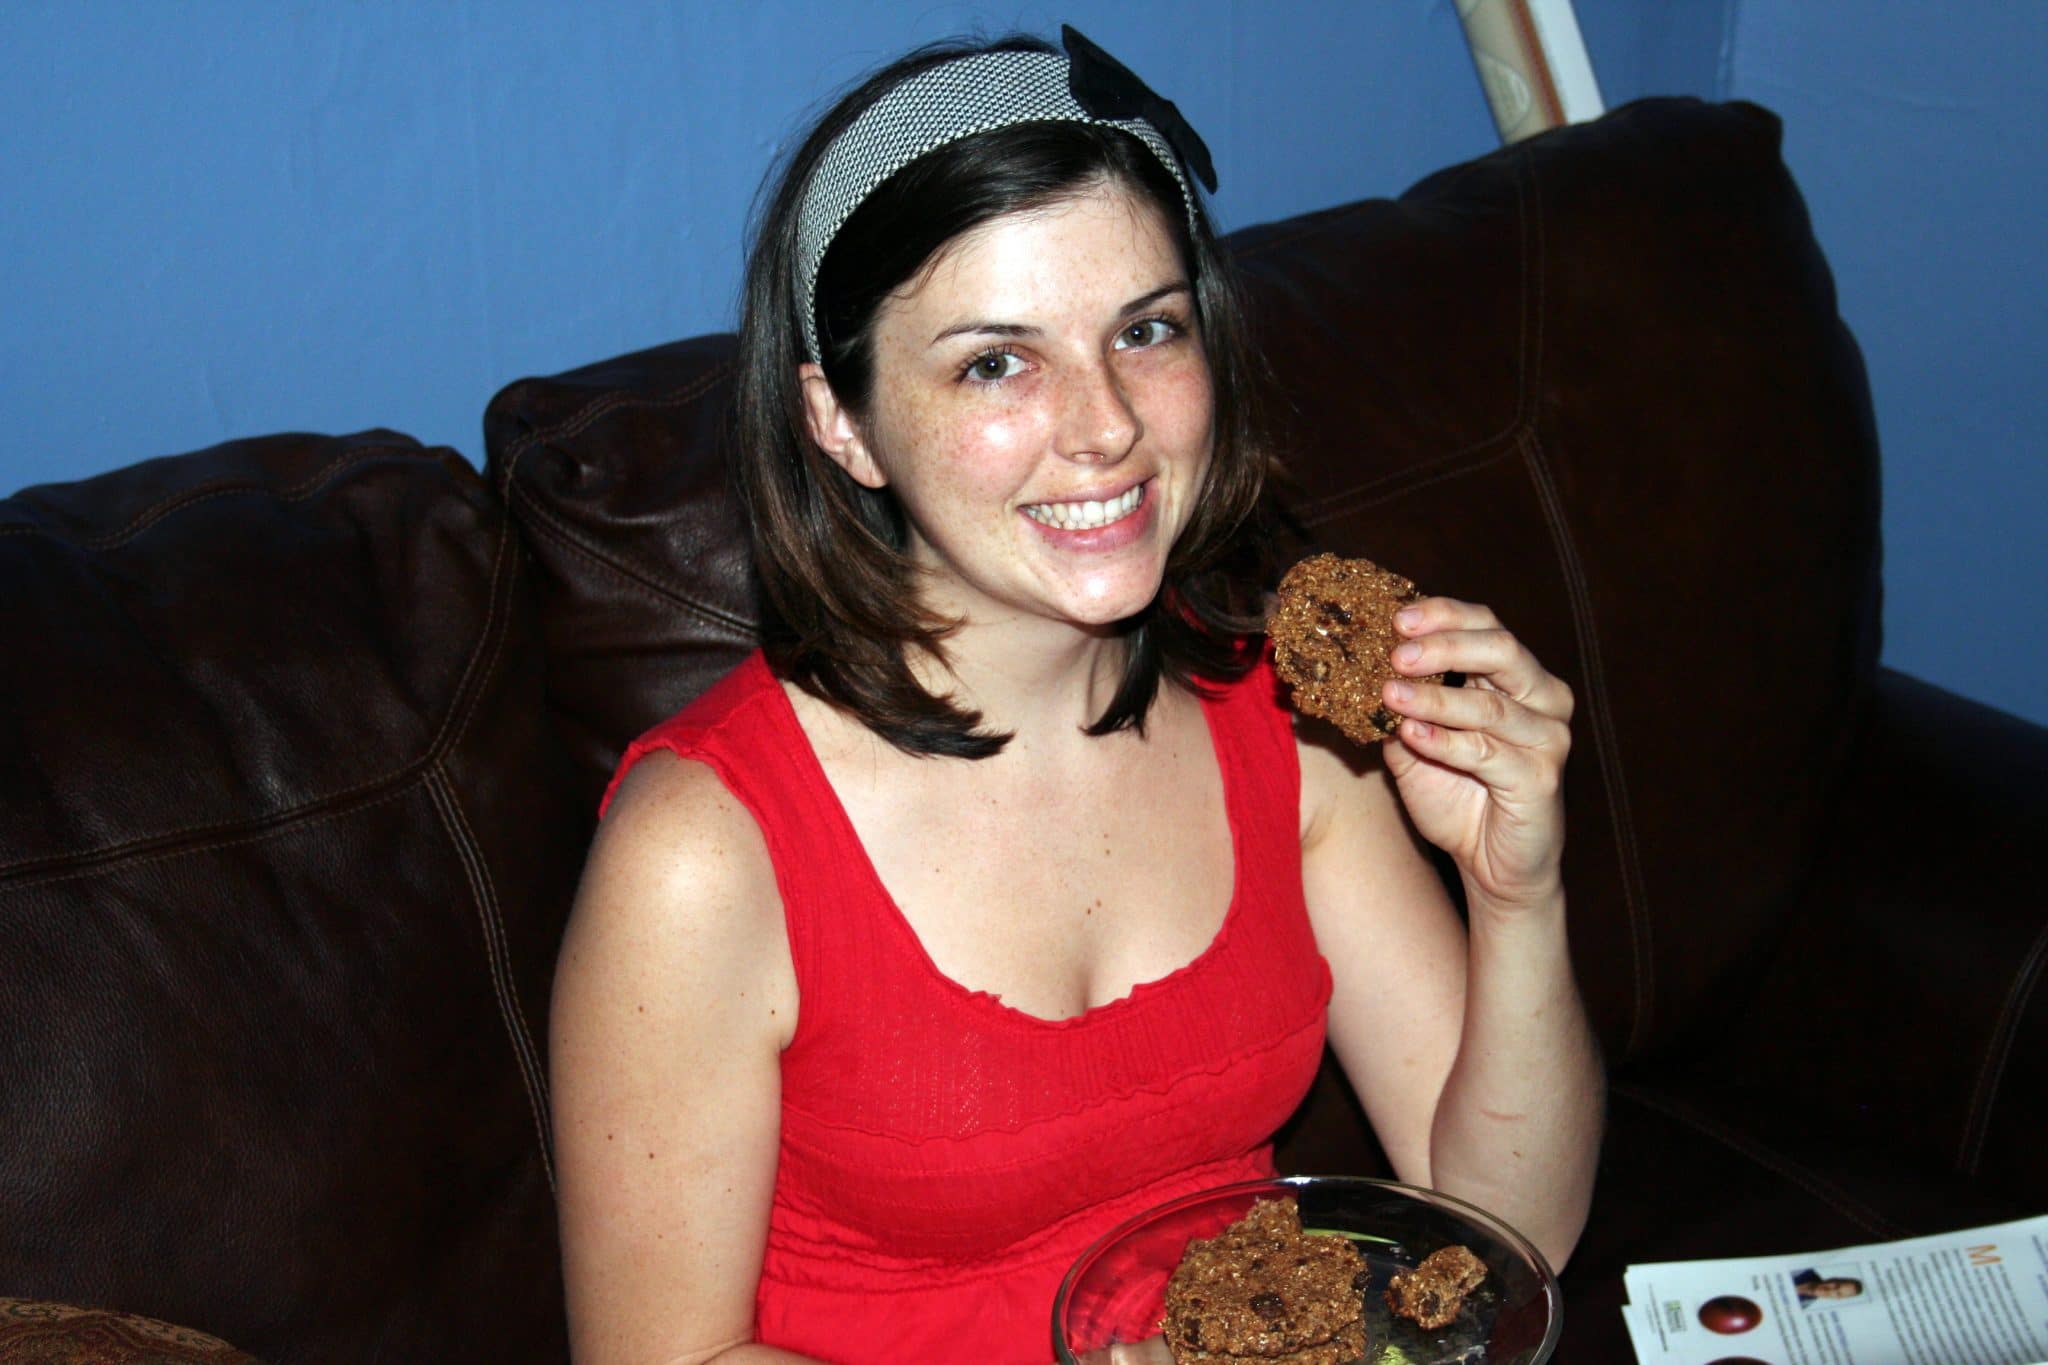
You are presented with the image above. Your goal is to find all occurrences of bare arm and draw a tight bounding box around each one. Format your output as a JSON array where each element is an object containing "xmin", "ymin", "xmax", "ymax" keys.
[
  {"xmin": 1297, "ymin": 596, "xmax": 1603, "ymax": 1270},
  {"xmin": 1426, "ymin": 881, "xmax": 1602, "ymax": 1272},
  {"xmin": 550, "ymin": 753, "xmax": 825, "ymax": 1364}
]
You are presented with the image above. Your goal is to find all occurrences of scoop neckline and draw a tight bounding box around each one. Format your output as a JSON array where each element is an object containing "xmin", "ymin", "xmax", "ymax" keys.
[{"xmin": 758, "ymin": 656, "xmax": 1249, "ymax": 1032}]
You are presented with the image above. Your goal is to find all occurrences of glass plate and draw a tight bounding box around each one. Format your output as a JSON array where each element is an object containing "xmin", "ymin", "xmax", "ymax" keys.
[{"xmin": 1053, "ymin": 1175, "xmax": 1561, "ymax": 1364}]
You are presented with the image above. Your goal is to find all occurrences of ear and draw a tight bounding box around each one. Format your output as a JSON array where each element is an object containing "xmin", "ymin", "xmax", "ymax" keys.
[{"xmin": 798, "ymin": 363, "xmax": 887, "ymax": 490}]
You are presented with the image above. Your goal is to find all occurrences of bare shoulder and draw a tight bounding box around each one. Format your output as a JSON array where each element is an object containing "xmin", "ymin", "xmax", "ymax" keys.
[
  {"xmin": 1292, "ymin": 720, "xmax": 1459, "ymax": 934},
  {"xmin": 1294, "ymin": 720, "xmax": 1407, "ymax": 850},
  {"xmin": 561, "ymin": 749, "xmax": 796, "ymax": 1050},
  {"xmin": 586, "ymin": 751, "xmax": 781, "ymax": 907}
]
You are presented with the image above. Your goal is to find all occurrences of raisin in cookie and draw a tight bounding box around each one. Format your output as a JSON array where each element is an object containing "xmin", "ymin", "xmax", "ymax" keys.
[
  {"xmin": 1267, "ymin": 554, "xmax": 1443, "ymax": 746},
  {"xmin": 1162, "ymin": 1197, "xmax": 1367, "ymax": 1363},
  {"xmin": 1384, "ymin": 1243, "xmax": 1488, "ymax": 1331}
]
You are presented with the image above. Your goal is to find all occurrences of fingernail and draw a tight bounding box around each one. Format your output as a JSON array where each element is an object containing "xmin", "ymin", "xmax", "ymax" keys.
[
  {"xmin": 1394, "ymin": 642, "xmax": 1422, "ymax": 668},
  {"xmin": 1385, "ymin": 679, "xmax": 1412, "ymax": 702},
  {"xmin": 1395, "ymin": 608, "xmax": 1424, "ymax": 631},
  {"xmin": 1404, "ymin": 719, "xmax": 1432, "ymax": 740}
]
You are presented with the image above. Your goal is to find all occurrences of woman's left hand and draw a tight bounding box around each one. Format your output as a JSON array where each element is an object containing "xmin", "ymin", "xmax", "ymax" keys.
[{"xmin": 1376, "ymin": 597, "xmax": 1574, "ymax": 910}]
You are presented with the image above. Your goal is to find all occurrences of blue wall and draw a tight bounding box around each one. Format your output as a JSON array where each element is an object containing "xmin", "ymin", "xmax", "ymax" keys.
[
  {"xmin": 1725, "ymin": 4, "xmax": 2048, "ymax": 733},
  {"xmin": 1575, "ymin": 0, "xmax": 2048, "ymax": 729},
  {"xmin": 0, "ymin": 2, "xmax": 1491, "ymax": 484},
  {"xmin": 4, "ymin": 3, "xmax": 2042, "ymax": 726}
]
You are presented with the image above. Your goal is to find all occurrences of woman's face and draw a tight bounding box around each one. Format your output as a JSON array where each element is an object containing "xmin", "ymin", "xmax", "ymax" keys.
[{"xmin": 805, "ymin": 179, "xmax": 1214, "ymax": 633}]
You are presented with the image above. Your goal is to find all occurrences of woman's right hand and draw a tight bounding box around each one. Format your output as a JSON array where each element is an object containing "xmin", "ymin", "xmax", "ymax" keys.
[{"xmin": 549, "ymin": 752, "xmax": 802, "ymax": 1364}]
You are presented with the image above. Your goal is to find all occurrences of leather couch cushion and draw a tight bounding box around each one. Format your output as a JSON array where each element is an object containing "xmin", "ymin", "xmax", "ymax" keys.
[
  {"xmin": 0, "ymin": 432, "xmax": 582, "ymax": 1362},
  {"xmin": 1555, "ymin": 1081, "xmax": 2027, "ymax": 1360},
  {"xmin": 485, "ymin": 334, "xmax": 757, "ymax": 815},
  {"xmin": 1680, "ymin": 668, "xmax": 2048, "ymax": 1208},
  {"xmin": 1230, "ymin": 98, "xmax": 1882, "ymax": 1062}
]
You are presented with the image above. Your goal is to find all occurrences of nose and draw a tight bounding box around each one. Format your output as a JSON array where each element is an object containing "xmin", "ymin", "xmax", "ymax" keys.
[{"xmin": 1055, "ymin": 357, "xmax": 1142, "ymax": 465}]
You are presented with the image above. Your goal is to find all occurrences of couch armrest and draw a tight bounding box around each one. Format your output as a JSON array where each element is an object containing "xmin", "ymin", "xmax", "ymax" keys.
[{"xmin": 1695, "ymin": 668, "xmax": 2048, "ymax": 1207}]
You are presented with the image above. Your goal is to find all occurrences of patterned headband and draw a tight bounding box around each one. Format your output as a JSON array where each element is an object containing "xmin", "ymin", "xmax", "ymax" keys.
[{"xmin": 793, "ymin": 25, "xmax": 1218, "ymax": 363}]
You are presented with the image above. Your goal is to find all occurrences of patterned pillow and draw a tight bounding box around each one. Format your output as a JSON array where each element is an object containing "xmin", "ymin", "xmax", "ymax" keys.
[{"xmin": 0, "ymin": 1299, "xmax": 259, "ymax": 1364}]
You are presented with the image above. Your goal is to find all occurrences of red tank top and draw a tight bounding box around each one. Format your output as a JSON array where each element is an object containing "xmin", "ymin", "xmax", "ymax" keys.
[{"xmin": 605, "ymin": 652, "xmax": 1331, "ymax": 1363}]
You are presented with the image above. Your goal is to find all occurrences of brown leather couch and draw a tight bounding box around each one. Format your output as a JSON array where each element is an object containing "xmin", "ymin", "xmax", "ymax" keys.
[{"xmin": 4, "ymin": 98, "xmax": 2041, "ymax": 1363}]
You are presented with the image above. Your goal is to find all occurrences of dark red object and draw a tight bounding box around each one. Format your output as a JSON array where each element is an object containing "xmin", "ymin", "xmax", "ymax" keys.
[{"xmin": 1698, "ymin": 1295, "xmax": 1765, "ymax": 1334}]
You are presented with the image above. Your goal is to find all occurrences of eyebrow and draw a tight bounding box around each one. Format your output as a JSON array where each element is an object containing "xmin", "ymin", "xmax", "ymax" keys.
[{"xmin": 926, "ymin": 281, "xmax": 1192, "ymax": 347}]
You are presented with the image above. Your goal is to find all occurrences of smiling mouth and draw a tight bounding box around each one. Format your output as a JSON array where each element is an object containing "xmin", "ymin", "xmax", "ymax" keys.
[{"xmin": 1021, "ymin": 482, "xmax": 1146, "ymax": 531}]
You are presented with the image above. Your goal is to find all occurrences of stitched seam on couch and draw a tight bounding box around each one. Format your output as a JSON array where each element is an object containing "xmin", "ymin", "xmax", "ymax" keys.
[
  {"xmin": 492, "ymin": 362, "xmax": 737, "ymax": 498},
  {"xmin": 1293, "ymin": 441, "xmax": 1519, "ymax": 527},
  {"xmin": 507, "ymin": 479, "xmax": 757, "ymax": 637},
  {"xmin": 0, "ymin": 780, "xmax": 419, "ymax": 890},
  {"xmin": 1227, "ymin": 212, "xmax": 1351, "ymax": 262},
  {"xmin": 489, "ymin": 361, "xmax": 757, "ymax": 635},
  {"xmin": 1267, "ymin": 146, "xmax": 1536, "ymax": 539},
  {"xmin": 426, "ymin": 480, "xmax": 518, "ymax": 759},
  {"xmin": 1, "ymin": 460, "xmax": 513, "ymax": 881},
  {"xmin": 1522, "ymin": 431, "xmax": 1653, "ymax": 1062},
  {"xmin": 1958, "ymin": 915, "xmax": 2048, "ymax": 1174},
  {"xmin": 0, "ymin": 445, "xmax": 418, "ymax": 549},
  {"xmin": 1520, "ymin": 149, "xmax": 1655, "ymax": 1058},
  {"xmin": 1238, "ymin": 223, "xmax": 1527, "ymax": 513},
  {"xmin": 1225, "ymin": 190, "xmax": 1492, "ymax": 263},
  {"xmin": 0, "ymin": 609, "xmax": 510, "ymax": 883},
  {"xmin": 1613, "ymin": 1081, "xmax": 1904, "ymax": 1240},
  {"xmin": 426, "ymin": 763, "xmax": 556, "ymax": 1187}
]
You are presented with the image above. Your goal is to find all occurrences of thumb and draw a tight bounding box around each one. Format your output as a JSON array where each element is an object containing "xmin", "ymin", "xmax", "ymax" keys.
[{"xmin": 1380, "ymin": 731, "xmax": 1419, "ymax": 781}]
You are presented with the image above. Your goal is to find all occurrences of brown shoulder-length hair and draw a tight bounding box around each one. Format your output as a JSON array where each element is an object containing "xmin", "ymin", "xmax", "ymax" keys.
[{"xmin": 734, "ymin": 34, "xmax": 1274, "ymax": 758}]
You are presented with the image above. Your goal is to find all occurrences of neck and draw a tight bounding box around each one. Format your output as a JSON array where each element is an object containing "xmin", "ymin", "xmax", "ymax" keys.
[{"xmin": 910, "ymin": 611, "xmax": 1141, "ymax": 748}]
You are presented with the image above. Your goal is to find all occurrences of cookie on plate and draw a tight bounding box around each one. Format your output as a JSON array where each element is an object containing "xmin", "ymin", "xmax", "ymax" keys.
[
  {"xmin": 1162, "ymin": 1196, "xmax": 1368, "ymax": 1363},
  {"xmin": 1384, "ymin": 1243, "xmax": 1488, "ymax": 1331}
]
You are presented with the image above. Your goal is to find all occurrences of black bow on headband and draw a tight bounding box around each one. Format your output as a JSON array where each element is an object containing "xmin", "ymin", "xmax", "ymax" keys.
[{"xmin": 1062, "ymin": 25, "xmax": 1218, "ymax": 195}]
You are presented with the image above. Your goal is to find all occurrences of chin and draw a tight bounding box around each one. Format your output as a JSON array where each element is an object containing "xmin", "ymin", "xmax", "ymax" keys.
[
  {"xmin": 1060, "ymin": 572, "xmax": 1168, "ymax": 624},
  {"xmin": 1065, "ymin": 592, "xmax": 1164, "ymax": 633}
]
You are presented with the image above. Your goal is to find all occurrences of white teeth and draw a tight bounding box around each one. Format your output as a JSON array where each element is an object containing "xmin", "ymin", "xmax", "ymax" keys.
[{"xmin": 1024, "ymin": 484, "xmax": 1144, "ymax": 530}]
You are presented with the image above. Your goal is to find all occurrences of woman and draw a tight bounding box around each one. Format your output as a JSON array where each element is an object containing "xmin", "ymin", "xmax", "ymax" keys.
[{"xmin": 549, "ymin": 28, "xmax": 1602, "ymax": 1364}]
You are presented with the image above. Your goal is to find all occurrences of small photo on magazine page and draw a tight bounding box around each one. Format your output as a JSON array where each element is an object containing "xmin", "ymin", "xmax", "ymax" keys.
[{"xmin": 1789, "ymin": 1261, "xmax": 1870, "ymax": 1310}]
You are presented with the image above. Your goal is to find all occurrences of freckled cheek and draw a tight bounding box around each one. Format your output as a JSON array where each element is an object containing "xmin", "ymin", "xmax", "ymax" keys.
[
  {"xmin": 964, "ymin": 408, "xmax": 1034, "ymax": 456},
  {"xmin": 1140, "ymin": 364, "xmax": 1217, "ymax": 456},
  {"xmin": 942, "ymin": 410, "xmax": 1039, "ymax": 497},
  {"xmin": 884, "ymin": 411, "xmax": 1038, "ymax": 511}
]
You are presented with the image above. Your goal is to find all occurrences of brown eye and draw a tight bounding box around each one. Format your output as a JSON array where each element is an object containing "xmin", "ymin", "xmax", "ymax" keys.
[
  {"xmin": 1116, "ymin": 318, "xmax": 1173, "ymax": 350},
  {"xmin": 963, "ymin": 350, "xmax": 1023, "ymax": 382}
]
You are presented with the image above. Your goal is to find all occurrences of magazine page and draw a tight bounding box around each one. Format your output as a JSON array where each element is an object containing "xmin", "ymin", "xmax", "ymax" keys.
[{"xmin": 1622, "ymin": 1213, "xmax": 2048, "ymax": 1365}]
